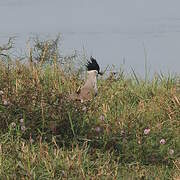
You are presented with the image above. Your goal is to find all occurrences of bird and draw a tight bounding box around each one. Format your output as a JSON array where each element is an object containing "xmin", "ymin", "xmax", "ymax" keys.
[
  {"xmin": 50, "ymin": 57, "xmax": 102, "ymax": 133},
  {"xmin": 70, "ymin": 56, "xmax": 102, "ymax": 102}
]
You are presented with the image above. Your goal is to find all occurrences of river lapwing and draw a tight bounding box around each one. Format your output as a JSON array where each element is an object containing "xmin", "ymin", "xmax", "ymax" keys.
[{"xmin": 70, "ymin": 56, "xmax": 102, "ymax": 102}]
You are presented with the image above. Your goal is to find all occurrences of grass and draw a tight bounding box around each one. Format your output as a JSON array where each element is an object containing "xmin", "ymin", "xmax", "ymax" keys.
[{"xmin": 0, "ymin": 37, "xmax": 179, "ymax": 179}]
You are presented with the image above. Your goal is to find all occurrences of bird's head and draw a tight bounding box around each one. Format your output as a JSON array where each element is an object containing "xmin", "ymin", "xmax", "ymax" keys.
[{"xmin": 86, "ymin": 56, "xmax": 103, "ymax": 75}]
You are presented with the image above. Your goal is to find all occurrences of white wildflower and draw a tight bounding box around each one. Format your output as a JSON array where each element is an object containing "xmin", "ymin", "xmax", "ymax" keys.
[
  {"xmin": 169, "ymin": 149, "xmax": 174, "ymax": 155},
  {"xmin": 160, "ymin": 139, "xmax": 166, "ymax": 145},
  {"xmin": 21, "ymin": 126, "xmax": 26, "ymax": 132},
  {"xmin": 19, "ymin": 118, "xmax": 24, "ymax": 124},
  {"xmin": 11, "ymin": 122, "xmax": 16, "ymax": 128},
  {"xmin": 0, "ymin": 90, "xmax": 4, "ymax": 95}
]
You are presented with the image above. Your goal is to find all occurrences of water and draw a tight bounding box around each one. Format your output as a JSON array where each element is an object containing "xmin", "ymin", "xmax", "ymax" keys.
[{"xmin": 1, "ymin": 0, "xmax": 180, "ymax": 76}]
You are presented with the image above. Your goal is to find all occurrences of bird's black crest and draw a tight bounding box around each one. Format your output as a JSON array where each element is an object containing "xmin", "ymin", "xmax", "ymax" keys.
[{"xmin": 86, "ymin": 56, "xmax": 100, "ymax": 73}]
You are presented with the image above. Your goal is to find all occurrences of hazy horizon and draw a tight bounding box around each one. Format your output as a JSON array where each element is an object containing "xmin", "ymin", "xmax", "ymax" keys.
[{"xmin": 1, "ymin": 0, "xmax": 180, "ymax": 76}]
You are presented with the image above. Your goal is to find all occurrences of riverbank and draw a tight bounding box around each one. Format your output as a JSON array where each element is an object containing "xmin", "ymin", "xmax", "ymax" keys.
[{"xmin": 0, "ymin": 38, "xmax": 179, "ymax": 179}]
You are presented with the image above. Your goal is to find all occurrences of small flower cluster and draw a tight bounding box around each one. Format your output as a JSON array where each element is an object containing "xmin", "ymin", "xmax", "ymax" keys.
[
  {"xmin": 10, "ymin": 118, "xmax": 26, "ymax": 132},
  {"xmin": 10, "ymin": 122, "xmax": 16, "ymax": 128},
  {"xmin": 0, "ymin": 90, "xmax": 4, "ymax": 95},
  {"xmin": 160, "ymin": 138, "xmax": 166, "ymax": 145},
  {"xmin": 143, "ymin": 128, "xmax": 174, "ymax": 156},
  {"xmin": 143, "ymin": 128, "xmax": 167, "ymax": 144},
  {"xmin": 144, "ymin": 128, "xmax": 150, "ymax": 135},
  {"xmin": 169, "ymin": 149, "xmax": 174, "ymax": 155},
  {"xmin": 19, "ymin": 118, "xmax": 26, "ymax": 132}
]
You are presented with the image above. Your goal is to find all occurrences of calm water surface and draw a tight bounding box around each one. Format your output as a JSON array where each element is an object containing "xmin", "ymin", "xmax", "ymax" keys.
[{"xmin": 1, "ymin": 0, "xmax": 180, "ymax": 76}]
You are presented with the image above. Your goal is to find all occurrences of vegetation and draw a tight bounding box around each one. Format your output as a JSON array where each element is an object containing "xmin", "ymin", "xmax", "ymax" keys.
[{"xmin": 0, "ymin": 37, "xmax": 179, "ymax": 179}]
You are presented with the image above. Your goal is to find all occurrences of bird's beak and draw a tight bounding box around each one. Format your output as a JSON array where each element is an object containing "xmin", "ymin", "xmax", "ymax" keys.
[{"xmin": 98, "ymin": 72, "xmax": 103, "ymax": 75}]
